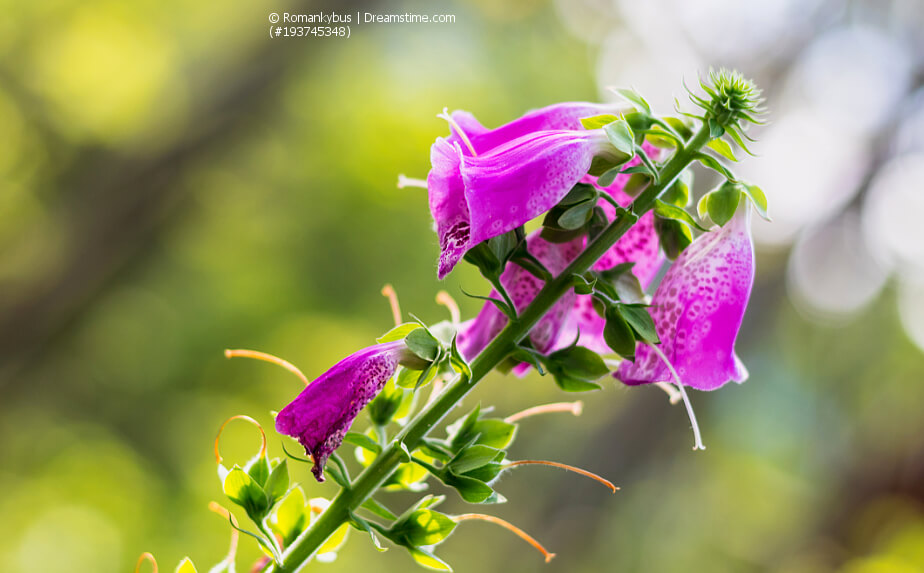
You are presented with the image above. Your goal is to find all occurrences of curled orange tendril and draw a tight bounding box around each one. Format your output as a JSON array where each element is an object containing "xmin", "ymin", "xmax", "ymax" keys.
[
  {"xmin": 224, "ymin": 348, "xmax": 309, "ymax": 387},
  {"xmin": 453, "ymin": 514, "xmax": 555, "ymax": 563},
  {"xmin": 435, "ymin": 290, "xmax": 461, "ymax": 325},
  {"xmin": 134, "ymin": 552, "xmax": 158, "ymax": 573},
  {"xmin": 381, "ymin": 283, "xmax": 402, "ymax": 326},
  {"xmin": 209, "ymin": 502, "xmax": 240, "ymax": 567},
  {"xmin": 504, "ymin": 401, "xmax": 583, "ymax": 424},
  {"xmin": 503, "ymin": 460, "xmax": 617, "ymax": 493},
  {"xmin": 214, "ymin": 415, "xmax": 267, "ymax": 465}
]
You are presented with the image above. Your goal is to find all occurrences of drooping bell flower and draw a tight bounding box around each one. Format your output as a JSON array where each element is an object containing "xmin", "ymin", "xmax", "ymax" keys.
[
  {"xmin": 276, "ymin": 341, "xmax": 423, "ymax": 481},
  {"xmin": 429, "ymin": 103, "xmax": 625, "ymax": 279},
  {"xmin": 616, "ymin": 207, "xmax": 754, "ymax": 391},
  {"xmin": 457, "ymin": 232, "xmax": 579, "ymax": 361}
]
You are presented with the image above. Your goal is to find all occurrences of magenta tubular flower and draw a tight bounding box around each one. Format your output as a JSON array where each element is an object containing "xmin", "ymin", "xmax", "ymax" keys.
[
  {"xmin": 617, "ymin": 208, "xmax": 754, "ymax": 391},
  {"xmin": 457, "ymin": 232, "xmax": 579, "ymax": 361},
  {"xmin": 428, "ymin": 103, "xmax": 623, "ymax": 279},
  {"xmin": 276, "ymin": 341, "xmax": 410, "ymax": 481}
]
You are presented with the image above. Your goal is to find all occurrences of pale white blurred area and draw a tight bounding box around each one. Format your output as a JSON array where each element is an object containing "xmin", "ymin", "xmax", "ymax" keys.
[
  {"xmin": 787, "ymin": 211, "xmax": 888, "ymax": 320},
  {"xmin": 862, "ymin": 153, "xmax": 924, "ymax": 281},
  {"xmin": 741, "ymin": 108, "xmax": 870, "ymax": 247},
  {"xmin": 898, "ymin": 278, "xmax": 924, "ymax": 352}
]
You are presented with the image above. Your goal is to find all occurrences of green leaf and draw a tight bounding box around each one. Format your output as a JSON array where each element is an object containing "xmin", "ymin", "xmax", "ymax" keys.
[
  {"xmin": 557, "ymin": 201, "xmax": 595, "ymax": 230},
  {"xmin": 613, "ymin": 87, "xmax": 651, "ymax": 114},
  {"xmin": 559, "ymin": 183, "xmax": 597, "ymax": 206},
  {"xmin": 705, "ymin": 182, "xmax": 742, "ymax": 227},
  {"xmin": 664, "ymin": 116, "xmax": 693, "ymax": 139},
  {"xmin": 707, "ymin": 117, "xmax": 725, "ymax": 138},
  {"xmin": 554, "ymin": 376, "xmax": 603, "ymax": 392},
  {"xmin": 350, "ymin": 513, "xmax": 388, "ymax": 552},
  {"xmin": 396, "ymin": 509, "xmax": 458, "ymax": 546},
  {"xmin": 603, "ymin": 306, "xmax": 637, "ymax": 359},
  {"xmin": 175, "ymin": 558, "xmax": 198, "ymax": 573},
  {"xmin": 223, "ymin": 466, "xmax": 268, "ymax": 517},
  {"xmin": 407, "ymin": 547, "xmax": 453, "ymax": 571},
  {"xmin": 707, "ymin": 138, "xmax": 738, "ymax": 162},
  {"xmin": 245, "ymin": 454, "xmax": 270, "ymax": 487},
  {"xmin": 654, "ymin": 200, "xmax": 709, "ymax": 232},
  {"xmin": 270, "ymin": 487, "xmax": 309, "ymax": 545},
  {"xmin": 449, "ymin": 445, "xmax": 505, "ymax": 474},
  {"xmin": 461, "ymin": 461, "xmax": 504, "ymax": 483},
  {"xmin": 603, "ymin": 120, "xmax": 636, "ymax": 156},
  {"xmin": 264, "ymin": 459, "xmax": 289, "ymax": 505},
  {"xmin": 696, "ymin": 152, "xmax": 737, "ymax": 181},
  {"xmin": 654, "ymin": 217, "xmax": 693, "ymax": 260},
  {"xmin": 378, "ymin": 323, "xmax": 421, "ymax": 343},
  {"xmin": 569, "ymin": 273, "xmax": 596, "ymax": 295},
  {"xmin": 661, "ymin": 170, "xmax": 692, "ymax": 207},
  {"xmin": 741, "ymin": 183, "xmax": 771, "ymax": 221},
  {"xmin": 344, "ymin": 431, "xmax": 383, "ymax": 454},
  {"xmin": 405, "ymin": 328, "xmax": 440, "ymax": 363},
  {"xmin": 368, "ymin": 378, "xmax": 410, "ymax": 426},
  {"xmin": 580, "ymin": 113, "xmax": 620, "ymax": 130},
  {"xmin": 443, "ymin": 473, "xmax": 495, "ymax": 503},
  {"xmin": 361, "ymin": 498, "xmax": 398, "ymax": 521},
  {"xmin": 546, "ymin": 345, "xmax": 609, "ymax": 380},
  {"xmin": 619, "ymin": 304, "xmax": 660, "ymax": 344},
  {"xmin": 596, "ymin": 166, "xmax": 622, "ymax": 188}
]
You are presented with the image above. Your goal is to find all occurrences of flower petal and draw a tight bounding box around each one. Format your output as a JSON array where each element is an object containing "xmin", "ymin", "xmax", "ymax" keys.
[
  {"xmin": 275, "ymin": 341, "xmax": 404, "ymax": 480},
  {"xmin": 617, "ymin": 210, "xmax": 754, "ymax": 390},
  {"xmin": 428, "ymin": 139, "xmax": 471, "ymax": 279},
  {"xmin": 463, "ymin": 131, "xmax": 604, "ymax": 246}
]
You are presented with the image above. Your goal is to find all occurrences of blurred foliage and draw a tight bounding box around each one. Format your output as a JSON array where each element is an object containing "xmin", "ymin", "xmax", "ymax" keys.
[{"xmin": 1, "ymin": 0, "xmax": 923, "ymax": 572}]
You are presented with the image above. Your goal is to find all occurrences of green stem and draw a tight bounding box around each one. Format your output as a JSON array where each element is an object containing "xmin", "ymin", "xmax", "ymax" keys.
[{"xmin": 270, "ymin": 123, "xmax": 712, "ymax": 573}]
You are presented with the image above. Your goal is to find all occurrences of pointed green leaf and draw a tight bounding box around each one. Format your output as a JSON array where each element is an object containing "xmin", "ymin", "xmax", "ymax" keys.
[
  {"xmin": 603, "ymin": 306, "xmax": 637, "ymax": 360},
  {"xmin": 603, "ymin": 120, "xmax": 636, "ymax": 156},
  {"xmin": 707, "ymin": 138, "xmax": 738, "ymax": 161},
  {"xmin": 378, "ymin": 323, "xmax": 421, "ymax": 343},
  {"xmin": 580, "ymin": 113, "xmax": 620, "ymax": 130},
  {"xmin": 619, "ymin": 305, "xmax": 660, "ymax": 344},
  {"xmin": 408, "ymin": 547, "xmax": 453, "ymax": 571},
  {"xmin": 741, "ymin": 183, "xmax": 771, "ymax": 221},
  {"xmin": 654, "ymin": 200, "xmax": 709, "ymax": 232}
]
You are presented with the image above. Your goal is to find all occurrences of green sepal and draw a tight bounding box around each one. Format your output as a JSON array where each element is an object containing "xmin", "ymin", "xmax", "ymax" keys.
[
  {"xmin": 362, "ymin": 498, "xmax": 399, "ymax": 521},
  {"xmin": 618, "ymin": 304, "xmax": 660, "ymax": 344},
  {"xmin": 448, "ymin": 445, "xmax": 505, "ymax": 475},
  {"xmin": 441, "ymin": 473, "xmax": 496, "ymax": 503},
  {"xmin": 390, "ymin": 508, "xmax": 458, "ymax": 547},
  {"xmin": 613, "ymin": 87, "xmax": 652, "ymax": 114},
  {"xmin": 707, "ymin": 138, "xmax": 738, "ymax": 161},
  {"xmin": 604, "ymin": 120, "xmax": 636, "ymax": 156},
  {"xmin": 569, "ymin": 273, "xmax": 596, "ymax": 295},
  {"xmin": 702, "ymin": 181, "xmax": 742, "ymax": 227},
  {"xmin": 269, "ymin": 487, "xmax": 309, "ymax": 546},
  {"xmin": 407, "ymin": 547, "xmax": 453, "ymax": 571},
  {"xmin": 405, "ymin": 328, "xmax": 440, "ymax": 363},
  {"xmin": 580, "ymin": 114, "xmax": 620, "ymax": 130},
  {"xmin": 661, "ymin": 170, "xmax": 692, "ymax": 207},
  {"xmin": 695, "ymin": 152, "xmax": 737, "ymax": 182},
  {"xmin": 264, "ymin": 459, "xmax": 289, "ymax": 507},
  {"xmin": 222, "ymin": 465, "xmax": 269, "ymax": 519},
  {"xmin": 559, "ymin": 182, "xmax": 597, "ymax": 205},
  {"xmin": 349, "ymin": 512, "xmax": 389, "ymax": 552},
  {"xmin": 378, "ymin": 322, "xmax": 421, "ymax": 343},
  {"xmin": 654, "ymin": 200, "xmax": 709, "ymax": 232},
  {"xmin": 543, "ymin": 345, "xmax": 609, "ymax": 392},
  {"xmin": 603, "ymin": 305, "xmax": 637, "ymax": 360},
  {"xmin": 654, "ymin": 216, "xmax": 693, "ymax": 260},
  {"xmin": 741, "ymin": 182, "xmax": 771, "ymax": 221},
  {"xmin": 245, "ymin": 453, "xmax": 270, "ymax": 487},
  {"xmin": 558, "ymin": 200, "xmax": 596, "ymax": 230}
]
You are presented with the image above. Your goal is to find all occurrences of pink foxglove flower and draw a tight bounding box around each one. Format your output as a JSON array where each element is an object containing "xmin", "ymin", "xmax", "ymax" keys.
[
  {"xmin": 276, "ymin": 341, "xmax": 419, "ymax": 481},
  {"xmin": 428, "ymin": 103, "xmax": 623, "ymax": 279},
  {"xmin": 617, "ymin": 208, "xmax": 754, "ymax": 390},
  {"xmin": 457, "ymin": 232, "xmax": 579, "ymax": 361}
]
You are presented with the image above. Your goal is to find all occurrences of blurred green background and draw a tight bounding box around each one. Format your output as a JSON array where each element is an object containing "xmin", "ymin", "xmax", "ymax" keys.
[{"xmin": 2, "ymin": 0, "xmax": 924, "ymax": 571}]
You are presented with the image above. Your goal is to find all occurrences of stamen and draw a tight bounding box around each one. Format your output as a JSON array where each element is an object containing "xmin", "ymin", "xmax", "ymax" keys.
[
  {"xmin": 435, "ymin": 290, "xmax": 461, "ymax": 325},
  {"xmin": 504, "ymin": 401, "xmax": 583, "ymax": 424},
  {"xmin": 453, "ymin": 514, "xmax": 555, "ymax": 563},
  {"xmin": 647, "ymin": 344, "xmax": 705, "ymax": 450},
  {"xmin": 214, "ymin": 415, "xmax": 267, "ymax": 464},
  {"xmin": 503, "ymin": 460, "xmax": 617, "ymax": 493},
  {"xmin": 397, "ymin": 174, "xmax": 428, "ymax": 189},
  {"xmin": 381, "ymin": 284, "xmax": 402, "ymax": 326},
  {"xmin": 134, "ymin": 552, "xmax": 158, "ymax": 573},
  {"xmin": 654, "ymin": 382, "xmax": 682, "ymax": 405},
  {"xmin": 208, "ymin": 502, "xmax": 239, "ymax": 567},
  {"xmin": 224, "ymin": 349, "xmax": 309, "ymax": 387},
  {"xmin": 437, "ymin": 107, "xmax": 478, "ymax": 156}
]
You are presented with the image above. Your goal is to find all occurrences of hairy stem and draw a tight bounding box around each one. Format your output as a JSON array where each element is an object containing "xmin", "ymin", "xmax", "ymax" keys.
[{"xmin": 270, "ymin": 123, "xmax": 712, "ymax": 572}]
